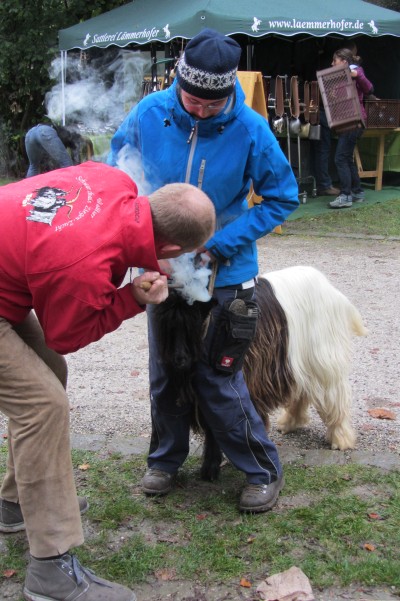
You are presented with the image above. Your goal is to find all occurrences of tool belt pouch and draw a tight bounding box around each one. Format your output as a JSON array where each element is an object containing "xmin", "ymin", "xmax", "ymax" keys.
[
  {"xmin": 308, "ymin": 124, "xmax": 321, "ymax": 140},
  {"xmin": 210, "ymin": 299, "xmax": 258, "ymax": 374}
]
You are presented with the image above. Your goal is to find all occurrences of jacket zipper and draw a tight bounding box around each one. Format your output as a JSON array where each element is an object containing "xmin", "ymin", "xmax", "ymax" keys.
[
  {"xmin": 185, "ymin": 122, "xmax": 198, "ymax": 183},
  {"xmin": 185, "ymin": 123, "xmax": 206, "ymax": 190}
]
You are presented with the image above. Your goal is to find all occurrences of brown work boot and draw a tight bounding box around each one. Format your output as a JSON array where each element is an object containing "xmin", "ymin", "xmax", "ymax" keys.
[
  {"xmin": 317, "ymin": 186, "xmax": 340, "ymax": 196},
  {"xmin": 141, "ymin": 468, "xmax": 176, "ymax": 495},
  {"xmin": 239, "ymin": 474, "xmax": 284, "ymax": 513},
  {"xmin": 23, "ymin": 553, "xmax": 136, "ymax": 601},
  {"xmin": 0, "ymin": 497, "xmax": 89, "ymax": 534}
]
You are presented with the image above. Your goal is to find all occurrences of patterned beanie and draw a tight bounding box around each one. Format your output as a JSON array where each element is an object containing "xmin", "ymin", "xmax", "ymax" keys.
[{"xmin": 177, "ymin": 28, "xmax": 242, "ymax": 100}]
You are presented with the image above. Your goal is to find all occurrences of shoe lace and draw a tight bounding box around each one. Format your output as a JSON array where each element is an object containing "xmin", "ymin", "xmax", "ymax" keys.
[{"xmin": 70, "ymin": 555, "xmax": 112, "ymax": 588}]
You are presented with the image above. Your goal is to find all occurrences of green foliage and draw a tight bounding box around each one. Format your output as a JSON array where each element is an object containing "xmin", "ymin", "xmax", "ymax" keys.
[{"xmin": 0, "ymin": 0, "xmax": 129, "ymax": 177}]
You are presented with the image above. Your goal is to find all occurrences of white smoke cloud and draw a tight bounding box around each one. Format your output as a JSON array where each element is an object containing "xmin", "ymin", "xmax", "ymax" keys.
[
  {"xmin": 45, "ymin": 49, "xmax": 150, "ymax": 136},
  {"xmin": 116, "ymin": 144, "xmax": 153, "ymax": 196},
  {"xmin": 44, "ymin": 49, "xmax": 152, "ymax": 181},
  {"xmin": 168, "ymin": 252, "xmax": 212, "ymax": 305}
]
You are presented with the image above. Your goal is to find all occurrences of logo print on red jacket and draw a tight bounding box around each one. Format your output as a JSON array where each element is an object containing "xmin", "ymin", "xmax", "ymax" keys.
[{"xmin": 22, "ymin": 186, "xmax": 83, "ymax": 226}]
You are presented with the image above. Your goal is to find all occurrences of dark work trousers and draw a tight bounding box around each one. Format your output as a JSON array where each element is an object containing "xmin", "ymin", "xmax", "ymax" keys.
[
  {"xmin": 311, "ymin": 109, "xmax": 334, "ymax": 191},
  {"xmin": 147, "ymin": 286, "xmax": 282, "ymax": 485},
  {"xmin": 335, "ymin": 127, "xmax": 364, "ymax": 195}
]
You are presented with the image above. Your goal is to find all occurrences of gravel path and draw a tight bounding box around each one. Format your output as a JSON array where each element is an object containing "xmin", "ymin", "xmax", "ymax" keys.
[{"xmin": 63, "ymin": 233, "xmax": 400, "ymax": 454}]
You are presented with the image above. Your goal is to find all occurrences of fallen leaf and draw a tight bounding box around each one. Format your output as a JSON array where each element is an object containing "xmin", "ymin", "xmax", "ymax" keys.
[
  {"xmin": 363, "ymin": 543, "xmax": 376, "ymax": 551},
  {"xmin": 367, "ymin": 512, "xmax": 385, "ymax": 521},
  {"xmin": 247, "ymin": 534, "xmax": 257, "ymax": 544},
  {"xmin": 3, "ymin": 569, "xmax": 17, "ymax": 578},
  {"xmin": 360, "ymin": 424, "xmax": 375, "ymax": 431},
  {"xmin": 154, "ymin": 568, "xmax": 176, "ymax": 581},
  {"xmin": 196, "ymin": 513, "xmax": 207, "ymax": 520},
  {"xmin": 240, "ymin": 577, "xmax": 252, "ymax": 588},
  {"xmin": 368, "ymin": 408, "xmax": 396, "ymax": 420},
  {"xmin": 78, "ymin": 463, "xmax": 91, "ymax": 471}
]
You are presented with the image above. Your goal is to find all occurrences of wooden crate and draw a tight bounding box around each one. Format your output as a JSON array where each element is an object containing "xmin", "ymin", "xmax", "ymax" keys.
[{"xmin": 317, "ymin": 64, "xmax": 364, "ymax": 133}]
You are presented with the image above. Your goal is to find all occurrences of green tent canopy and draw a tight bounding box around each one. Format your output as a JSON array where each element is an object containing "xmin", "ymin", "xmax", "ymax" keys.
[{"xmin": 59, "ymin": 0, "xmax": 400, "ymax": 51}]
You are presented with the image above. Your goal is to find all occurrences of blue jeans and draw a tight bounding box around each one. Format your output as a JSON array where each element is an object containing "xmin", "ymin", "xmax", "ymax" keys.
[
  {"xmin": 25, "ymin": 125, "xmax": 72, "ymax": 177},
  {"xmin": 335, "ymin": 128, "xmax": 364, "ymax": 195},
  {"xmin": 147, "ymin": 286, "xmax": 282, "ymax": 485}
]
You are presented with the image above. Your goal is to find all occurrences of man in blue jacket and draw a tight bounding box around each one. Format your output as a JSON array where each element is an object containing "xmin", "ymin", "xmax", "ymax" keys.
[{"xmin": 108, "ymin": 28, "xmax": 299, "ymax": 513}]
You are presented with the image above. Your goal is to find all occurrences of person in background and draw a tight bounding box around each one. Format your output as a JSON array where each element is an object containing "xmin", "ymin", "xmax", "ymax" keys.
[
  {"xmin": 108, "ymin": 28, "xmax": 299, "ymax": 513},
  {"xmin": 25, "ymin": 122, "xmax": 88, "ymax": 177},
  {"xmin": 0, "ymin": 161, "xmax": 215, "ymax": 601},
  {"xmin": 329, "ymin": 47, "xmax": 374, "ymax": 209},
  {"xmin": 312, "ymin": 107, "xmax": 340, "ymax": 197},
  {"xmin": 310, "ymin": 43, "xmax": 340, "ymax": 197}
]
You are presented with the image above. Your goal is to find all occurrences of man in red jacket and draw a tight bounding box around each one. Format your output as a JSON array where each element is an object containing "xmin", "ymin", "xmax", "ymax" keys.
[{"xmin": 0, "ymin": 161, "xmax": 215, "ymax": 601}]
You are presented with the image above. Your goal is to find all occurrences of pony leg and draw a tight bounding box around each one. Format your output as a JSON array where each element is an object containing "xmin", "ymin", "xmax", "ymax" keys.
[
  {"xmin": 200, "ymin": 426, "xmax": 223, "ymax": 482},
  {"xmin": 276, "ymin": 394, "xmax": 311, "ymax": 433},
  {"xmin": 315, "ymin": 382, "xmax": 357, "ymax": 450}
]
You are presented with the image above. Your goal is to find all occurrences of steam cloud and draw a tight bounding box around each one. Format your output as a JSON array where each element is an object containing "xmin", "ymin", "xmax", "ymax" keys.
[
  {"xmin": 168, "ymin": 252, "xmax": 212, "ymax": 305},
  {"xmin": 46, "ymin": 49, "xmax": 149, "ymax": 138},
  {"xmin": 45, "ymin": 49, "xmax": 153, "ymax": 185}
]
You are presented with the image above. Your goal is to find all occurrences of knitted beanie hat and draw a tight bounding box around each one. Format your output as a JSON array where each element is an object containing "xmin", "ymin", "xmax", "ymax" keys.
[{"xmin": 176, "ymin": 28, "xmax": 242, "ymax": 100}]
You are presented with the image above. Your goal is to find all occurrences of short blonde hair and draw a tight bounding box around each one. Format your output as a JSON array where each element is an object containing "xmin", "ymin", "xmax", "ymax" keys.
[{"xmin": 148, "ymin": 183, "xmax": 216, "ymax": 250}]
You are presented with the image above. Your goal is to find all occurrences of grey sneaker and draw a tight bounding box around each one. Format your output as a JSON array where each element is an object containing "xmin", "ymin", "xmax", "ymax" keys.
[
  {"xmin": 239, "ymin": 474, "xmax": 284, "ymax": 513},
  {"xmin": 329, "ymin": 194, "xmax": 353, "ymax": 209},
  {"xmin": 23, "ymin": 554, "xmax": 136, "ymax": 601},
  {"xmin": 141, "ymin": 468, "xmax": 176, "ymax": 495},
  {"xmin": 0, "ymin": 497, "xmax": 89, "ymax": 534},
  {"xmin": 352, "ymin": 190, "xmax": 365, "ymax": 202}
]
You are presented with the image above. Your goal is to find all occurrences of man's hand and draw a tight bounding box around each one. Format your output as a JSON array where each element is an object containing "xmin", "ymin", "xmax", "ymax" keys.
[
  {"xmin": 195, "ymin": 248, "xmax": 216, "ymax": 265},
  {"xmin": 131, "ymin": 272, "xmax": 168, "ymax": 305}
]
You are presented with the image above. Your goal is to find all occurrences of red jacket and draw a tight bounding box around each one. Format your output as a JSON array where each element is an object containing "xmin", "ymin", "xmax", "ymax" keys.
[{"xmin": 0, "ymin": 162, "xmax": 160, "ymax": 354}]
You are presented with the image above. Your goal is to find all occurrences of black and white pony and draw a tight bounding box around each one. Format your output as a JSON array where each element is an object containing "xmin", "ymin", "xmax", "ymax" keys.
[{"xmin": 152, "ymin": 265, "xmax": 367, "ymax": 480}]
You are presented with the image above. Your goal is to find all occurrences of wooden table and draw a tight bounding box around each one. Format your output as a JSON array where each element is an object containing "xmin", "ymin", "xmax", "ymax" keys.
[{"xmin": 354, "ymin": 127, "xmax": 400, "ymax": 191}]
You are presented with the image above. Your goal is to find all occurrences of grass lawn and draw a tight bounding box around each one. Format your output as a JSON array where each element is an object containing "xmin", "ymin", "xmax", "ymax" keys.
[
  {"xmin": 285, "ymin": 198, "xmax": 400, "ymax": 238},
  {"xmin": 0, "ymin": 448, "xmax": 399, "ymax": 596}
]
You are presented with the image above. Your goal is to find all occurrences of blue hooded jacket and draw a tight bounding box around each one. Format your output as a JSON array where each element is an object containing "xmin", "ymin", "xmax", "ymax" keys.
[{"xmin": 108, "ymin": 79, "xmax": 299, "ymax": 287}]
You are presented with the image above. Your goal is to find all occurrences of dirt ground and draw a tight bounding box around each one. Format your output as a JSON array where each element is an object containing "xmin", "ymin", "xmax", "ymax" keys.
[
  {"xmin": 1, "ymin": 233, "xmax": 399, "ymax": 601},
  {"xmin": 65, "ymin": 233, "xmax": 400, "ymax": 455}
]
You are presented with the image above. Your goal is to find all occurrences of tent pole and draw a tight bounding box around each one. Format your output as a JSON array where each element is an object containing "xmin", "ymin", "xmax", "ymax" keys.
[
  {"xmin": 151, "ymin": 44, "xmax": 158, "ymax": 92},
  {"xmin": 61, "ymin": 50, "xmax": 67, "ymax": 125},
  {"xmin": 246, "ymin": 42, "xmax": 254, "ymax": 70}
]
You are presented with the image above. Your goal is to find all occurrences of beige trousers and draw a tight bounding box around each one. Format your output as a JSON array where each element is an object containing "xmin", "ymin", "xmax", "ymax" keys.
[{"xmin": 0, "ymin": 312, "xmax": 84, "ymax": 557}]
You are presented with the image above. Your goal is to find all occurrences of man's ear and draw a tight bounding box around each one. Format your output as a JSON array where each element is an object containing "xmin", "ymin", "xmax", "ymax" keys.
[{"xmin": 156, "ymin": 244, "xmax": 183, "ymax": 259}]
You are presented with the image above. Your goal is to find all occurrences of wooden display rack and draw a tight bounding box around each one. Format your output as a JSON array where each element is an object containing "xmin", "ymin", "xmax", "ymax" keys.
[{"xmin": 237, "ymin": 72, "xmax": 282, "ymax": 234}]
